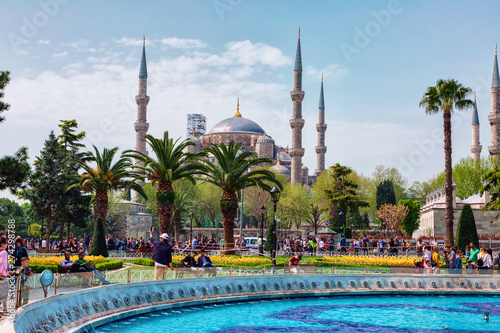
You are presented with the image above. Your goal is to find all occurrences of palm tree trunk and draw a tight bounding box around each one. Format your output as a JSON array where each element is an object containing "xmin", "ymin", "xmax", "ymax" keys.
[
  {"xmin": 94, "ymin": 189, "xmax": 109, "ymax": 229},
  {"xmin": 443, "ymin": 110, "xmax": 454, "ymax": 246},
  {"xmin": 221, "ymin": 190, "xmax": 238, "ymax": 255},
  {"xmin": 67, "ymin": 221, "xmax": 71, "ymax": 242},
  {"xmin": 173, "ymin": 214, "xmax": 181, "ymax": 243},
  {"xmin": 158, "ymin": 181, "xmax": 174, "ymax": 234}
]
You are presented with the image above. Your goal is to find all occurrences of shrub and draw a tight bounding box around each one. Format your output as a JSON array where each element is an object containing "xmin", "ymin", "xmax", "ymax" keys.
[
  {"xmin": 95, "ymin": 259, "xmax": 122, "ymax": 270},
  {"xmin": 89, "ymin": 217, "xmax": 108, "ymax": 257},
  {"xmin": 29, "ymin": 264, "xmax": 58, "ymax": 273},
  {"xmin": 456, "ymin": 204, "xmax": 479, "ymax": 252},
  {"xmin": 133, "ymin": 258, "xmax": 154, "ymax": 266}
]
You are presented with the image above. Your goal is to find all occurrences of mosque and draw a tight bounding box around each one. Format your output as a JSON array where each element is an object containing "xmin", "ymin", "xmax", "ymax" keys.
[{"xmin": 133, "ymin": 31, "xmax": 328, "ymax": 187}]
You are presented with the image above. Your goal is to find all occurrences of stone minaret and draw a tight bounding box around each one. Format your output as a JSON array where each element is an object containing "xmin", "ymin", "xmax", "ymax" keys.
[
  {"xmin": 133, "ymin": 36, "xmax": 150, "ymax": 201},
  {"xmin": 489, "ymin": 45, "xmax": 500, "ymax": 159},
  {"xmin": 470, "ymin": 91, "xmax": 482, "ymax": 161},
  {"xmin": 315, "ymin": 74, "xmax": 327, "ymax": 175},
  {"xmin": 289, "ymin": 29, "xmax": 305, "ymax": 184}
]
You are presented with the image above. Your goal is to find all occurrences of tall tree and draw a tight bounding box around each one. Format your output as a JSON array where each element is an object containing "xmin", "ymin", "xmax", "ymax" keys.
[
  {"xmin": 376, "ymin": 179, "xmax": 396, "ymax": 209},
  {"xmin": 398, "ymin": 199, "xmax": 421, "ymax": 236},
  {"xmin": 419, "ymin": 79, "xmax": 473, "ymax": 246},
  {"xmin": 68, "ymin": 146, "xmax": 145, "ymax": 227},
  {"xmin": 23, "ymin": 132, "xmax": 66, "ymax": 245},
  {"xmin": 324, "ymin": 163, "xmax": 368, "ymax": 231},
  {"xmin": 57, "ymin": 120, "xmax": 91, "ymax": 240},
  {"xmin": 306, "ymin": 202, "xmax": 327, "ymax": 235},
  {"xmin": 124, "ymin": 132, "xmax": 200, "ymax": 234},
  {"xmin": 277, "ymin": 183, "xmax": 310, "ymax": 229},
  {"xmin": 455, "ymin": 204, "xmax": 478, "ymax": 252},
  {"xmin": 377, "ymin": 203, "xmax": 409, "ymax": 237},
  {"xmin": 0, "ymin": 71, "xmax": 10, "ymax": 123},
  {"xmin": 197, "ymin": 141, "xmax": 282, "ymax": 254}
]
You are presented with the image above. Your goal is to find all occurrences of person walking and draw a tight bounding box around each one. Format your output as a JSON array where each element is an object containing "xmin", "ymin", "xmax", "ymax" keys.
[
  {"xmin": 83, "ymin": 233, "xmax": 90, "ymax": 253},
  {"xmin": 149, "ymin": 228, "xmax": 174, "ymax": 280}
]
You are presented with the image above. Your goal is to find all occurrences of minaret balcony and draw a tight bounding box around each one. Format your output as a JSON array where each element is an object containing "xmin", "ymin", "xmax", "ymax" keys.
[
  {"xmin": 135, "ymin": 95, "xmax": 150, "ymax": 104},
  {"xmin": 288, "ymin": 148, "xmax": 305, "ymax": 157},
  {"xmin": 488, "ymin": 114, "xmax": 500, "ymax": 124},
  {"xmin": 316, "ymin": 124, "xmax": 327, "ymax": 132},
  {"xmin": 134, "ymin": 121, "xmax": 149, "ymax": 132},
  {"xmin": 289, "ymin": 118, "xmax": 305, "ymax": 129},
  {"xmin": 488, "ymin": 145, "xmax": 500, "ymax": 156},
  {"xmin": 315, "ymin": 146, "xmax": 327, "ymax": 154},
  {"xmin": 290, "ymin": 91, "xmax": 305, "ymax": 101}
]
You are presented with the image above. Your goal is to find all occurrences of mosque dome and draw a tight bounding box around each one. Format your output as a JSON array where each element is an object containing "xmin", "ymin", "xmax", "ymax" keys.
[
  {"xmin": 208, "ymin": 98, "xmax": 265, "ymax": 135},
  {"xmin": 271, "ymin": 164, "xmax": 291, "ymax": 177},
  {"xmin": 257, "ymin": 133, "xmax": 274, "ymax": 144},
  {"xmin": 189, "ymin": 137, "xmax": 202, "ymax": 147}
]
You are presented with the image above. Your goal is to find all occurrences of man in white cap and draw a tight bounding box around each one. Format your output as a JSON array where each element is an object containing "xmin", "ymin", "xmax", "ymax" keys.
[{"xmin": 149, "ymin": 227, "xmax": 174, "ymax": 280}]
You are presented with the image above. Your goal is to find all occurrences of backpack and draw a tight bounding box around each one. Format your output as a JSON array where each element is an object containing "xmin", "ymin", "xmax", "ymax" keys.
[{"xmin": 477, "ymin": 257, "xmax": 484, "ymax": 267}]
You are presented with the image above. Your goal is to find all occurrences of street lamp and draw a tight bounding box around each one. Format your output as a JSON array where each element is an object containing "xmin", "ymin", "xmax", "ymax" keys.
[
  {"xmin": 260, "ymin": 206, "xmax": 266, "ymax": 255},
  {"xmin": 189, "ymin": 212, "xmax": 194, "ymax": 247},
  {"xmin": 339, "ymin": 211, "xmax": 344, "ymax": 235},
  {"xmin": 270, "ymin": 186, "xmax": 281, "ymax": 267}
]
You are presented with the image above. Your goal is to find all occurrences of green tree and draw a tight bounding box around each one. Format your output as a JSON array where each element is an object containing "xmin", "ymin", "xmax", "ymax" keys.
[
  {"xmin": 324, "ymin": 163, "xmax": 369, "ymax": 232},
  {"xmin": 0, "ymin": 147, "xmax": 30, "ymax": 194},
  {"xmin": 263, "ymin": 218, "xmax": 275, "ymax": 252},
  {"xmin": 88, "ymin": 217, "xmax": 109, "ymax": 257},
  {"xmin": 23, "ymin": 131, "xmax": 67, "ymax": 244},
  {"xmin": 277, "ymin": 183, "xmax": 310, "ymax": 229},
  {"xmin": 456, "ymin": 204, "xmax": 479, "ymax": 252},
  {"xmin": 481, "ymin": 167, "xmax": 500, "ymax": 221},
  {"xmin": 124, "ymin": 132, "xmax": 200, "ymax": 234},
  {"xmin": 27, "ymin": 223, "xmax": 41, "ymax": 238},
  {"xmin": 0, "ymin": 71, "xmax": 10, "ymax": 123},
  {"xmin": 419, "ymin": 79, "xmax": 473, "ymax": 246},
  {"xmin": 398, "ymin": 199, "xmax": 421, "ymax": 236},
  {"xmin": 69, "ymin": 146, "xmax": 145, "ymax": 227},
  {"xmin": 198, "ymin": 141, "xmax": 281, "ymax": 254},
  {"xmin": 306, "ymin": 202, "xmax": 327, "ymax": 235},
  {"xmin": 0, "ymin": 198, "xmax": 27, "ymax": 235},
  {"xmin": 376, "ymin": 179, "xmax": 396, "ymax": 209}
]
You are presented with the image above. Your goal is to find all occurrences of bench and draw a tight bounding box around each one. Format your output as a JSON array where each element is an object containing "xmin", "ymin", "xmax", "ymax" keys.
[
  {"xmin": 283, "ymin": 263, "xmax": 318, "ymax": 274},
  {"xmin": 174, "ymin": 263, "xmax": 217, "ymax": 278},
  {"xmin": 36, "ymin": 249, "xmax": 60, "ymax": 254}
]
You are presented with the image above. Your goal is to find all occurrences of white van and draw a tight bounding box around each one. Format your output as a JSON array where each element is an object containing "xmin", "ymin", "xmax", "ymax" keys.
[{"xmin": 243, "ymin": 237, "xmax": 266, "ymax": 250}]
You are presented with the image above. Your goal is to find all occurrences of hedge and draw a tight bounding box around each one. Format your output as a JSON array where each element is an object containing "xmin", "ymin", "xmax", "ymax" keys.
[
  {"xmin": 29, "ymin": 259, "xmax": 122, "ymax": 273},
  {"xmin": 133, "ymin": 258, "xmax": 154, "ymax": 266}
]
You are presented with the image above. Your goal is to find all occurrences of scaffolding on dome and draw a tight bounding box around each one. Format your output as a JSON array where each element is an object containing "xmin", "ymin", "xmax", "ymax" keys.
[{"xmin": 186, "ymin": 113, "xmax": 207, "ymax": 138}]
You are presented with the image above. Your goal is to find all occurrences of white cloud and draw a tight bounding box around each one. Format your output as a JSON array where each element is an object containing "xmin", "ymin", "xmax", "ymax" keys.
[
  {"xmin": 52, "ymin": 51, "xmax": 68, "ymax": 58},
  {"xmin": 115, "ymin": 37, "xmax": 146, "ymax": 47},
  {"xmin": 37, "ymin": 40, "xmax": 50, "ymax": 45},
  {"xmin": 305, "ymin": 64, "xmax": 349, "ymax": 81},
  {"xmin": 161, "ymin": 37, "xmax": 207, "ymax": 49},
  {"xmin": 224, "ymin": 40, "xmax": 292, "ymax": 67}
]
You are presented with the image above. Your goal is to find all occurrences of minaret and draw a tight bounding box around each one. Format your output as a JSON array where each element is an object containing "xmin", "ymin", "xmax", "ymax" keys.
[
  {"xmin": 289, "ymin": 29, "xmax": 305, "ymax": 184},
  {"xmin": 470, "ymin": 91, "xmax": 482, "ymax": 161},
  {"xmin": 133, "ymin": 36, "xmax": 150, "ymax": 201},
  {"xmin": 488, "ymin": 44, "xmax": 500, "ymax": 159},
  {"xmin": 315, "ymin": 74, "xmax": 327, "ymax": 175}
]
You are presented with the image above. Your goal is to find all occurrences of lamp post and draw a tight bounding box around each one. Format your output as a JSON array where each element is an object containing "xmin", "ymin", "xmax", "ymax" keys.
[
  {"xmin": 189, "ymin": 212, "xmax": 193, "ymax": 247},
  {"xmin": 339, "ymin": 211, "xmax": 344, "ymax": 235},
  {"xmin": 260, "ymin": 206, "xmax": 265, "ymax": 255},
  {"xmin": 270, "ymin": 186, "xmax": 281, "ymax": 267}
]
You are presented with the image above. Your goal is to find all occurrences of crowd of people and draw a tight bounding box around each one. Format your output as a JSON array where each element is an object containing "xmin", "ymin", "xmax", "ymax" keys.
[{"xmin": 418, "ymin": 241, "xmax": 500, "ymax": 274}]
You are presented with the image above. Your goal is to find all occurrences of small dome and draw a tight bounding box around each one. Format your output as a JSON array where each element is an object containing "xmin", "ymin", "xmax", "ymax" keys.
[
  {"xmin": 271, "ymin": 164, "xmax": 291, "ymax": 177},
  {"xmin": 257, "ymin": 133, "xmax": 274, "ymax": 144},
  {"xmin": 189, "ymin": 137, "xmax": 201, "ymax": 147}
]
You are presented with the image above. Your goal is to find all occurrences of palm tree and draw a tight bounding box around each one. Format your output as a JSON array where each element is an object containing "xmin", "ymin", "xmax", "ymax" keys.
[
  {"xmin": 197, "ymin": 141, "xmax": 282, "ymax": 254},
  {"xmin": 124, "ymin": 132, "xmax": 201, "ymax": 234},
  {"xmin": 419, "ymin": 79, "xmax": 473, "ymax": 246},
  {"xmin": 172, "ymin": 189, "xmax": 191, "ymax": 243},
  {"xmin": 68, "ymin": 146, "xmax": 146, "ymax": 227}
]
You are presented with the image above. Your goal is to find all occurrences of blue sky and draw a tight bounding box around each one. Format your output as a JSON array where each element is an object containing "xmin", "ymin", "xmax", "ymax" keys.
[{"xmin": 1, "ymin": 0, "xmax": 499, "ymax": 198}]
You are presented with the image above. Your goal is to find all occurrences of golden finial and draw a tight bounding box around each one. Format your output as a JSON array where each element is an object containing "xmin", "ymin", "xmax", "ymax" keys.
[
  {"xmin": 321, "ymin": 73, "xmax": 323, "ymax": 81},
  {"xmin": 474, "ymin": 91, "xmax": 476, "ymax": 99},
  {"xmin": 496, "ymin": 44, "xmax": 497, "ymax": 55},
  {"xmin": 233, "ymin": 98, "xmax": 242, "ymax": 117},
  {"xmin": 277, "ymin": 152, "xmax": 281, "ymax": 165},
  {"xmin": 298, "ymin": 27, "xmax": 300, "ymax": 38},
  {"xmin": 143, "ymin": 35, "xmax": 145, "ymax": 46}
]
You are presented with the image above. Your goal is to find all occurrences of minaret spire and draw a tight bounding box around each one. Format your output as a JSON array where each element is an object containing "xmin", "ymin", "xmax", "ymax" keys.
[
  {"xmin": 315, "ymin": 74, "xmax": 327, "ymax": 175},
  {"xmin": 471, "ymin": 91, "xmax": 481, "ymax": 161},
  {"xmin": 134, "ymin": 36, "xmax": 150, "ymax": 201},
  {"xmin": 489, "ymin": 44, "xmax": 500, "ymax": 159},
  {"xmin": 290, "ymin": 28, "xmax": 305, "ymax": 184}
]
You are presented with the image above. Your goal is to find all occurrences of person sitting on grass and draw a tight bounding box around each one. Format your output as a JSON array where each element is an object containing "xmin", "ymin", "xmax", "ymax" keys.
[
  {"xmin": 289, "ymin": 254, "xmax": 303, "ymax": 274},
  {"xmin": 74, "ymin": 251, "xmax": 110, "ymax": 285}
]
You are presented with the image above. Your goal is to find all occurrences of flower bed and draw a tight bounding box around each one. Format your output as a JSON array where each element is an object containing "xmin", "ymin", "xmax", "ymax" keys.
[
  {"xmin": 319, "ymin": 255, "xmax": 418, "ymax": 267},
  {"xmin": 134, "ymin": 255, "xmax": 272, "ymax": 268},
  {"xmin": 29, "ymin": 255, "xmax": 122, "ymax": 272}
]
